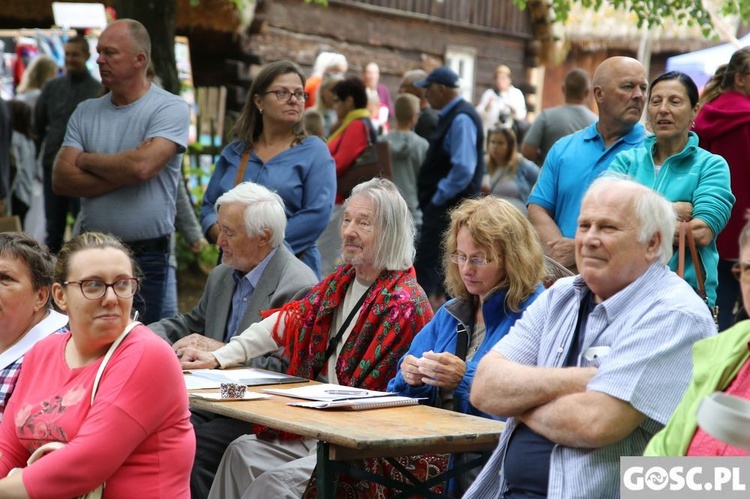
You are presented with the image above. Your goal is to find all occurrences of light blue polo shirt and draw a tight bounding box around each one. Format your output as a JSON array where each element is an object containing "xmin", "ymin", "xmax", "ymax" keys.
[{"xmin": 527, "ymin": 121, "xmax": 645, "ymax": 238}]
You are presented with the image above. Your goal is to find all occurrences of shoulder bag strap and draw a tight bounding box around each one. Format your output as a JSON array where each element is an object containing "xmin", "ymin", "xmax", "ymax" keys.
[
  {"xmin": 324, "ymin": 283, "xmax": 375, "ymax": 361},
  {"xmin": 90, "ymin": 321, "xmax": 141, "ymax": 405},
  {"xmin": 677, "ymin": 221, "xmax": 686, "ymax": 277},
  {"xmin": 686, "ymin": 223, "xmax": 708, "ymax": 300},
  {"xmin": 454, "ymin": 323, "xmax": 469, "ymax": 362},
  {"xmin": 233, "ymin": 147, "xmax": 251, "ymax": 186},
  {"xmin": 676, "ymin": 221, "xmax": 707, "ymax": 300}
]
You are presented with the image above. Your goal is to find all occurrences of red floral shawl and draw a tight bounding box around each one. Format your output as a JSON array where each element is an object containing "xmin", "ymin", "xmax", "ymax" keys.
[{"xmin": 255, "ymin": 264, "xmax": 433, "ymax": 440}]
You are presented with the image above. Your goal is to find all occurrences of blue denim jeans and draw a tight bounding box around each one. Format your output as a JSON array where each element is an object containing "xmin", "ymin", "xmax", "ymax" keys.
[{"xmin": 134, "ymin": 249, "xmax": 170, "ymax": 324}]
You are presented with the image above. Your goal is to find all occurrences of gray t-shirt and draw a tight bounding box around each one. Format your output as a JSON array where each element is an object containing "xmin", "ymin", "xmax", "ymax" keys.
[
  {"xmin": 523, "ymin": 104, "xmax": 598, "ymax": 164},
  {"xmin": 63, "ymin": 84, "xmax": 189, "ymax": 240}
]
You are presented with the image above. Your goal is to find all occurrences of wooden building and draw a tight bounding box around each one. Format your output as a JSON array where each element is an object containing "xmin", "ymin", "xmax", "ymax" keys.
[{"xmin": 249, "ymin": 0, "xmax": 538, "ymax": 107}]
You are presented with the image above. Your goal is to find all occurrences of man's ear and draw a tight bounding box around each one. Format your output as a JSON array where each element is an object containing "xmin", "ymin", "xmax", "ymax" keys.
[
  {"xmin": 259, "ymin": 228, "xmax": 272, "ymax": 246},
  {"xmin": 592, "ymin": 85, "xmax": 604, "ymax": 103},
  {"xmin": 647, "ymin": 230, "xmax": 662, "ymax": 260}
]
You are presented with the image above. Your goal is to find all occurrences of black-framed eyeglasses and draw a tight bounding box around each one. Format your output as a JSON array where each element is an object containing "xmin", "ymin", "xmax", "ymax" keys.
[
  {"xmin": 262, "ymin": 89, "xmax": 309, "ymax": 102},
  {"xmin": 63, "ymin": 278, "xmax": 141, "ymax": 300},
  {"xmin": 449, "ymin": 254, "xmax": 492, "ymax": 267}
]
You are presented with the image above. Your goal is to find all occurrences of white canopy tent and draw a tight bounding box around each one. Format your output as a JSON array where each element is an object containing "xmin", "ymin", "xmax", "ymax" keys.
[{"xmin": 666, "ymin": 33, "xmax": 750, "ymax": 90}]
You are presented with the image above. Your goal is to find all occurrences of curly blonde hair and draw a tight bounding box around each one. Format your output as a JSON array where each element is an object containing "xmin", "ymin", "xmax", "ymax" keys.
[{"xmin": 442, "ymin": 196, "xmax": 545, "ymax": 311}]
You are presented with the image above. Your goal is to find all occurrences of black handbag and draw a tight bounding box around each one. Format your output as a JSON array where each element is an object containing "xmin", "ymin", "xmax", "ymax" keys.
[{"xmin": 336, "ymin": 120, "xmax": 393, "ymax": 199}]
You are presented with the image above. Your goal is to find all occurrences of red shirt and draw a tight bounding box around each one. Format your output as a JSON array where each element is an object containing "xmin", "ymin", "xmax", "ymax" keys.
[
  {"xmin": 0, "ymin": 326, "xmax": 195, "ymax": 497},
  {"xmin": 328, "ymin": 119, "xmax": 369, "ymax": 204},
  {"xmin": 686, "ymin": 349, "xmax": 750, "ymax": 456}
]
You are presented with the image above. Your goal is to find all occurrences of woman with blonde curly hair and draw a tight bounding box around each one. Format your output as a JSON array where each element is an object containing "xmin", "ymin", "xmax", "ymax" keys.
[{"xmin": 387, "ymin": 195, "xmax": 546, "ymax": 495}]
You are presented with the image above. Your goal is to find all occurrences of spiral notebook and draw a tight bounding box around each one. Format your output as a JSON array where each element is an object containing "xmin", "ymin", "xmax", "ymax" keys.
[{"xmin": 288, "ymin": 395, "xmax": 421, "ymax": 411}]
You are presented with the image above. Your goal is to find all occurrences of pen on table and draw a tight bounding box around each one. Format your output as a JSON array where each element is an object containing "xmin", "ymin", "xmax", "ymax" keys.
[{"xmin": 324, "ymin": 389, "xmax": 366, "ymax": 396}]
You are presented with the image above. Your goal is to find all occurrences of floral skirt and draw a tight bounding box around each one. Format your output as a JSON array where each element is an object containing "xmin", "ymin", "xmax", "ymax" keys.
[{"xmin": 303, "ymin": 453, "xmax": 451, "ymax": 498}]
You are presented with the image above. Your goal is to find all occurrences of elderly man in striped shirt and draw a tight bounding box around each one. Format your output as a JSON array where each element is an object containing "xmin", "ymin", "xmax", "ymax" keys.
[{"xmin": 465, "ymin": 176, "xmax": 717, "ymax": 499}]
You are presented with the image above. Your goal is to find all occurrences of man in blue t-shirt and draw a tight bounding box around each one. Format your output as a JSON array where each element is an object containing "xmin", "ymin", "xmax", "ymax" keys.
[
  {"xmin": 53, "ymin": 19, "xmax": 189, "ymax": 324},
  {"xmin": 527, "ymin": 56, "xmax": 647, "ymax": 271}
]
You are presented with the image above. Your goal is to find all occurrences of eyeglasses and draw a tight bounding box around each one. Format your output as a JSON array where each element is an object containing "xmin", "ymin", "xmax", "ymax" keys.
[
  {"xmin": 732, "ymin": 262, "xmax": 750, "ymax": 282},
  {"xmin": 449, "ymin": 254, "xmax": 492, "ymax": 267},
  {"xmin": 63, "ymin": 278, "xmax": 140, "ymax": 300},
  {"xmin": 262, "ymin": 89, "xmax": 309, "ymax": 103}
]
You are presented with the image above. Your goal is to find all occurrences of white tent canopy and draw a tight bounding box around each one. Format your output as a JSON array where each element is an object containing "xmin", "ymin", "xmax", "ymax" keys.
[{"xmin": 666, "ymin": 33, "xmax": 750, "ymax": 90}]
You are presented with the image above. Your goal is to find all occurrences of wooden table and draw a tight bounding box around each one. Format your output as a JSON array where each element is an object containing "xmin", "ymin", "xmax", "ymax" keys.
[{"xmin": 189, "ymin": 382, "xmax": 505, "ymax": 498}]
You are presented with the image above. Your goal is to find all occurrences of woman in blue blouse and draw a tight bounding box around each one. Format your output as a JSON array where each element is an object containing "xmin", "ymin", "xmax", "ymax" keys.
[
  {"xmin": 200, "ymin": 61, "xmax": 336, "ymax": 277},
  {"xmin": 387, "ymin": 195, "xmax": 546, "ymax": 494}
]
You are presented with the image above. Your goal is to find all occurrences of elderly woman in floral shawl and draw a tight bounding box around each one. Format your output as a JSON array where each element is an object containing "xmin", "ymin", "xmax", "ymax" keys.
[{"xmin": 180, "ymin": 178, "xmax": 433, "ymax": 498}]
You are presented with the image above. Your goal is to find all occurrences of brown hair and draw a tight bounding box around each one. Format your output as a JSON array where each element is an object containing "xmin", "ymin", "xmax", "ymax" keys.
[
  {"xmin": 54, "ymin": 232, "xmax": 140, "ymax": 284},
  {"xmin": 232, "ymin": 60, "xmax": 307, "ymax": 148},
  {"xmin": 0, "ymin": 232, "xmax": 54, "ymax": 308},
  {"xmin": 700, "ymin": 47, "xmax": 750, "ymax": 106},
  {"xmin": 442, "ymin": 197, "xmax": 545, "ymax": 310},
  {"xmin": 486, "ymin": 126, "xmax": 519, "ymax": 177}
]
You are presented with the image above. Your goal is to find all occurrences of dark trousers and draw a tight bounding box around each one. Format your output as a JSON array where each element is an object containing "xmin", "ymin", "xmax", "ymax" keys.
[
  {"xmin": 716, "ymin": 258, "xmax": 741, "ymax": 331},
  {"xmin": 133, "ymin": 247, "xmax": 170, "ymax": 324},
  {"xmin": 43, "ymin": 164, "xmax": 79, "ymax": 254},
  {"xmin": 190, "ymin": 410, "xmax": 254, "ymax": 499},
  {"xmin": 415, "ymin": 204, "xmax": 450, "ymax": 297}
]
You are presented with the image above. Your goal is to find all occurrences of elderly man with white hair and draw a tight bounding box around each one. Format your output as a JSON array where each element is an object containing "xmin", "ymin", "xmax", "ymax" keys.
[
  {"xmin": 465, "ymin": 176, "xmax": 717, "ymax": 499},
  {"xmin": 181, "ymin": 177, "xmax": 433, "ymax": 499},
  {"xmin": 150, "ymin": 181, "xmax": 319, "ymax": 498},
  {"xmin": 150, "ymin": 181, "xmax": 318, "ymax": 349}
]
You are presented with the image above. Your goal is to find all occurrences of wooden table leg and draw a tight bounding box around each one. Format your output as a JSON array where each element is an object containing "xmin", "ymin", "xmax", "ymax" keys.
[{"xmin": 317, "ymin": 441, "xmax": 334, "ymax": 499}]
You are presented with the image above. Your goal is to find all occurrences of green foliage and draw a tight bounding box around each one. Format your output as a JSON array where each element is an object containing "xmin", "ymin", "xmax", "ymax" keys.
[
  {"xmin": 514, "ymin": 0, "xmax": 750, "ymax": 38},
  {"xmin": 177, "ymin": 149, "xmax": 220, "ymax": 272}
]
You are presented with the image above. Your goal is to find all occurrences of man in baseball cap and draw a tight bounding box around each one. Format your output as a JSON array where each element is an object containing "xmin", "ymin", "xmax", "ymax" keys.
[
  {"xmin": 413, "ymin": 65, "xmax": 485, "ymax": 310},
  {"xmin": 414, "ymin": 66, "xmax": 461, "ymax": 88}
]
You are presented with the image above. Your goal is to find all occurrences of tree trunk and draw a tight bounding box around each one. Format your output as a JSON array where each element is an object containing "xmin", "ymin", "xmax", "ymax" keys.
[{"xmin": 114, "ymin": 0, "xmax": 179, "ymax": 95}]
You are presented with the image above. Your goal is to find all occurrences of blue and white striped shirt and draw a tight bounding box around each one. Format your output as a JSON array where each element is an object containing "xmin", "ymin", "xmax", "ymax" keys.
[{"xmin": 465, "ymin": 263, "xmax": 717, "ymax": 499}]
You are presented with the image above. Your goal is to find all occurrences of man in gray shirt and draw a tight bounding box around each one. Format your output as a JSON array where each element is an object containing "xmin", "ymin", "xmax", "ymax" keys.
[
  {"xmin": 53, "ymin": 19, "xmax": 189, "ymax": 324},
  {"xmin": 522, "ymin": 68, "xmax": 598, "ymax": 165},
  {"xmin": 35, "ymin": 35, "xmax": 102, "ymax": 253}
]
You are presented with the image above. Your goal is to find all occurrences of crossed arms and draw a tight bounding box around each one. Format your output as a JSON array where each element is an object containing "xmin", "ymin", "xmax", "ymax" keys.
[
  {"xmin": 470, "ymin": 351, "xmax": 646, "ymax": 448},
  {"xmin": 52, "ymin": 137, "xmax": 178, "ymax": 197}
]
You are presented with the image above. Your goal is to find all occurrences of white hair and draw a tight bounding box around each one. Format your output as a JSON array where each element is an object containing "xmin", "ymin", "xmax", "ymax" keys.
[
  {"xmin": 589, "ymin": 174, "xmax": 676, "ymax": 264},
  {"xmin": 215, "ymin": 182, "xmax": 287, "ymax": 248},
  {"xmin": 345, "ymin": 178, "xmax": 415, "ymax": 271}
]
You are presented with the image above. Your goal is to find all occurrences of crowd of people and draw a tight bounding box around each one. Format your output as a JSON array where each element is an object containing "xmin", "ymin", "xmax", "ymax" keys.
[{"xmin": 0, "ymin": 16, "xmax": 749, "ymax": 499}]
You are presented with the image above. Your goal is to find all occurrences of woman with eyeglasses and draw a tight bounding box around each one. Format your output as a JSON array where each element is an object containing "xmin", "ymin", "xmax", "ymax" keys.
[
  {"xmin": 0, "ymin": 232, "xmax": 194, "ymax": 497},
  {"xmin": 645, "ymin": 219, "xmax": 750, "ymax": 457},
  {"xmin": 317, "ymin": 76, "xmax": 377, "ymax": 275},
  {"xmin": 483, "ymin": 125, "xmax": 540, "ymax": 215},
  {"xmin": 201, "ymin": 60, "xmax": 336, "ymax": 278},
  {"xmin": 387, "ymin": 195, "xmax": 546, "ymax": 495}
]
